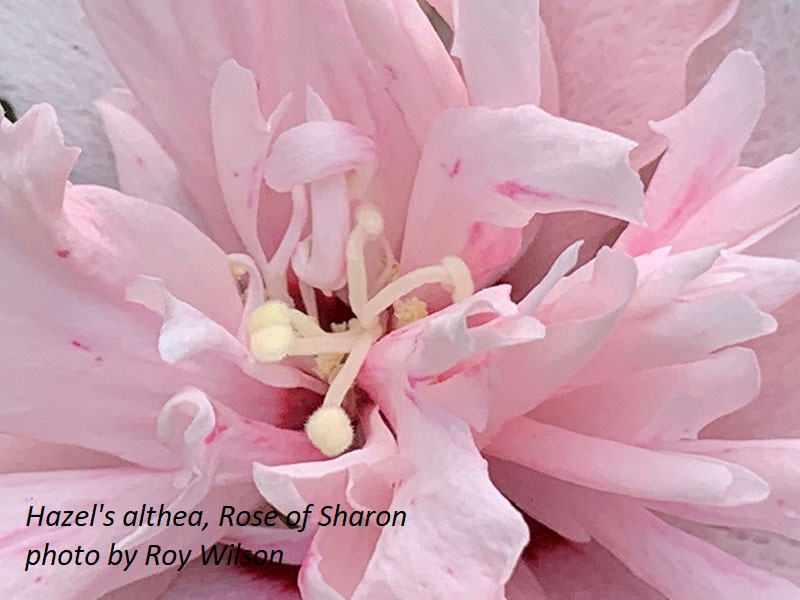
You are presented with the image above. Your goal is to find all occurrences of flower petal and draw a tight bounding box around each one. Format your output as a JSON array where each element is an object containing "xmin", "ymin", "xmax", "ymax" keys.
[
  {"xmin": 577, "ymin": 493, "xmax": 800, "ymax": 599},
  {"xmin": 540, "ymin": 0, "xmax": 738, "ymax": 167},
  {"xmin": 263, "ymin": 121, "xmax": 375, "ymax": 193},
  {"xmin": 669, "ymin": 148, "xmax": 800, "ymax": 254},
  {"xmin": 343, "ymin": 0, "xmax": 467, "ymax": 145},
  {"xmin": 654, "ymin": 439, "xmax": 800, "ymax": 541},
  {"xmin": 705, "ymin": 294, "xmax": 800, "ymax": 439},
  {"xmin": 451, "ymin": 0, "xmax": 541, "ymax": 108},
  {"xmin": 95, "ymin": 89, "xmax": 203, "ymax": 229},
  {"xmin": 618, "ymin": 50, "xmax": 765, "ymax": 255},
  {"xmin": 210, "ymin": 59, "xmax": 290, "ymax": 275},
  {"xmin": 688, "ymin": 0, "xmax": 800, "ymax": 166},
  {"xmin": 400, "ymin": 106, "xmax": 643, "ymax": 284},
  {"xmin": 353, "ymin": 402, "xmax": 529, "ymax": 600},
  {"xmin": 531, "ymin": 347, "xmax": 761, "ymax": 445},
  {"xmin": 486, "ymin": 418, "xmax": 768, "ymax": 506}
]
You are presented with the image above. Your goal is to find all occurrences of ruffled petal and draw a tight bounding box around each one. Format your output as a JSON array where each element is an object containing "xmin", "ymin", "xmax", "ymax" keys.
[
  {"xmin": 673, "ymin": 149, "xmax": 800, "ymax": 252},
  {"xmin": 531, "ymin": 347, "xmax": 760, "ymax": 445},
  {"xmin": 618, "ymin": 50, "xmax": 765, "ymax": 255},
  {"xmin": 540, "ymin": 0, "xmax": 738, "ymax": 167},
  {"xmin": 573, "ymin": 248, "xmax": 777, "ymax": 385},
  {"xmin": 343, "ymin": 0, "xmax": 467, "ymax": 145},
  {"xmin": 487, "ymin": 248, "xmax": 637, "ymax": 429},
  {"xmin": 400, "ymin": 106, "xmax": 643, "ymax": 284},
  {"xmin": 210, "ymin": 60, "xmax": 290, "ymax": 275},
  {"xmin": 688, "ymin": 0, "xmax": 800, "ymax": 166},
  {"xmin": 353, "ymin": 402, "xmax": 528, "ymax": 600}
]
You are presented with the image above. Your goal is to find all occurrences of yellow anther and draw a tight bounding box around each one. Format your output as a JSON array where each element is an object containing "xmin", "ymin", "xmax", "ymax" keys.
[
  {"xmin": 393, "ymin": 296, "xmax": 428, "ymax": 326},
  {"xmin": 314, "ymin": 353, "xmax": 345, "ymax": 382},
  {"xmin": 246, "ymin": 300, "xmax": 291, "ymax": 334},
  {"xmin": 249, "ymin": 323, "xmax": 294, "ymax": 362},
  {"xmin": 305, "ymin": 406, "xmax": 354, "ymax": 457}
]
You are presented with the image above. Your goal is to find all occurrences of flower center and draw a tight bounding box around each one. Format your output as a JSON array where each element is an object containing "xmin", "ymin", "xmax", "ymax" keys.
[{"xmin": 244, "ymin": 204, "xmax": 474, "ymax": 457}]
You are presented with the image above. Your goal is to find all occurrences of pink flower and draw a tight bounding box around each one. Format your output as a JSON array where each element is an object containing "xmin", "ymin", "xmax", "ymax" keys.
[{"xmin": 2, "ymin": 1, "xmax": 799, "ymax": 599}]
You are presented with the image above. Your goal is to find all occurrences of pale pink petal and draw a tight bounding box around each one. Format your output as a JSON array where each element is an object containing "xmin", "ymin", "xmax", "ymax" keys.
[
  {"xmin": 531, "ymin": 347, "xmax": 760, "ymax": 445},
  {"xmin": 407, "ymin": 286, "xmax": 545, "ymax": 379},
  {"xmin": 0, "ymin": 107, "xmax": 296, "ymax": 460},
  {"xmin": 486, "ymin": 418, "xmax": 768, "ymax": 506},
  {"xmin": 487, "ymin": 248, "xmax": 637, "ymax": 429},
  {"xmin": 81, "ymin": 0, "xmax": 420, "ymax": 250},
  {"xmin": 573, "ymin": 248, "xmax": 777, "ymax": 385},
  {"xmin": 669, "ymin": 149, "xmax": 800, "ymax": 253},
  {"xmin": 253, "ymin": 410, "xmax": 405, "ymax": 599},
  {"xmin": 127, "ymin": 276, "xmax": 325, "ymax": 393},
  {"xmin": 653, "ymin": 439, "xmax": 800, "ymax": 541},
  {"xmin": 81, "ymin": 0, "xmax": 256, "ymax": 248},
  {"xmin": 95, "ymin": 89, "xmax": 203, "ymax": 229},
  {"xmin": 64, "ymin": 183, "xmax": 244, "ymax": 333},
  {"xmin": 540, "ymin": 0, "xmax": 739, "ymax": 167},
  {"xmin": 683, "ymin": 251, "xmax": 800, "ymax": 312},
  {"xmin": 503, "ymin": 210, "xmax": 625, "ymax": 300},
  {"xmin": 352, "ymin": 402, "xmax": 528, "ymax": 600},
  {"xmin": 688, "ymin": 0, "xmax": 800, "ymax": 166},
  {"xmin": 400, "ymin": 106, "xmax": 643, "ymax": 284},
  {"xmin": 263, "ymin": 121, "xmax": 375, "ymax": 193},
  {"xmin": 618, "ymin": 50, "xmax": 765, "ymax": 255},
  {"xmin": 361, "ymin": 286, "xmax": 546, "ymax": 431},
  {"xmin": 740, "ymin": 208, "xmax": 800, "ymax": 261},
  {"xmin": 210, "ymin": 59, "xmax": 290, "ymax": 274},
  {"xmin": 343, "ymin": 0, "xmax": 467, "ymax": 145},
  {"xmin": 451, "ymin": 0, "xmax": 540, "ymax": 108},
  {"xmin": 576, "ymin": 493, "xmax": 800, "ymax": 599},
  {"xmin": 490, "ymin": 458, "xmax": 591, "ymax": 544},
  {"xmin": 704, "ymin": 294, "xmax": 800, "ymax": 439},
  {"xmin": 287, "ymin": 90, "xmax": 359, "ymax": 293}
]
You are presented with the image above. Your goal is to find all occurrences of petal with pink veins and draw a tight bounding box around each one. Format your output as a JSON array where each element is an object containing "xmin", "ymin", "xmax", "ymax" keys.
[
  {"xmin": 688, "ymin": 0, "xmax": 800, "ymax": 166},
  {"xmin": 343, "ymin": 0, "xmax": 467, "ymax": 145},
  {"xmin": 400, "ymin": 106, "xmax": 643, "ymax": 285},
  {"xmin": 618, "ymin": 50, "xmax": 765, "ymax": 255},
  {"xmin": 669, "ymin": 148, "xmax": 800, "ymax": 253},
  {"xmin": 210, "ymin": 59, "xmax": 291, "ymax": 275}
]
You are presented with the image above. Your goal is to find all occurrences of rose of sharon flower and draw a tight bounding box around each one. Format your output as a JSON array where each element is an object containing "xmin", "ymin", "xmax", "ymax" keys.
[{"xmin": 1, "ymin": 1, "xmax": 799, "ymax": 599}]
